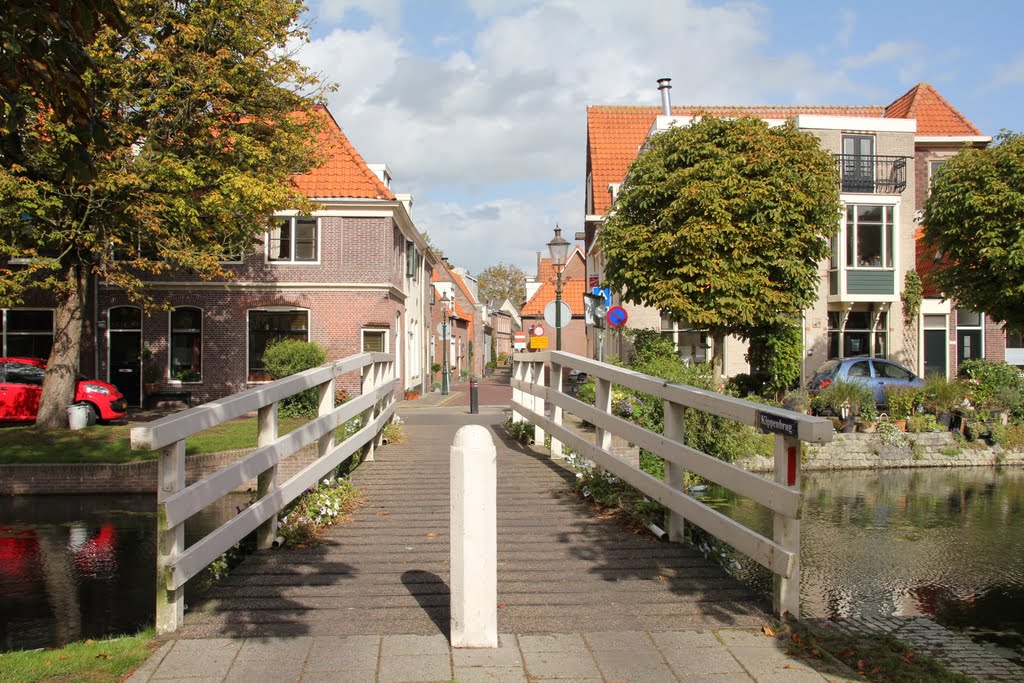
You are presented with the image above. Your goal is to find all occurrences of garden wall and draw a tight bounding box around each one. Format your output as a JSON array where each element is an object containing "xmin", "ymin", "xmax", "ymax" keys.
[{"xmin": 735, "ymin": 431, "xmax": 1024, "ymax": 472}]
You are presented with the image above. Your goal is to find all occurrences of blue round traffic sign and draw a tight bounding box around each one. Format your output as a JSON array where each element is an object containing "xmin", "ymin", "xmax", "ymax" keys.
[{"xmin": 606, "ymin": 305, "xmax": 628, "ymax": 328}]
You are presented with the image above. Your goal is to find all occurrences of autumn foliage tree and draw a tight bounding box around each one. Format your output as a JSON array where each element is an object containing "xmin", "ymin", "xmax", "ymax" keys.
[
  {"xmin": 599, "ymin": 115, "xmax": 841, "ymax": 380},
  {"xmin": 923, "ymin": 131, "xmax": 1024, "ymax": 331},
  {"xmin": 477, "ymin": 262, "xmax": 526, "ymax": 306},
  {"xmin": 0, "ymin": 0, "xmax": 329, "ymax": 428}
]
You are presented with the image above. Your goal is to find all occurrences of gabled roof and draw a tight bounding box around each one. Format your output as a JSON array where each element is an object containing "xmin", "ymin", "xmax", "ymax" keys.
[
  {"xmin": 884, "ymin": 82, "xmax": 983, "ymax": 137},
  {"xmin": 587, "ymin": 105, "xmax": 884, "ymax": 216},
  {"xmin": 586, "ymin": 84, "xmax": 983, "ymax": 215},
  {"xmin": 521, "ymin": 248, "xmax": 587, "ymax": 316},
  {"xmin": 291, "ymin": 105, "xmax": 395, "ymax": 200}
]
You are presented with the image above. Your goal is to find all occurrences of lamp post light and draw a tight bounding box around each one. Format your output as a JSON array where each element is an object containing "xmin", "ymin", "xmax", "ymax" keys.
[
  {"xmin": 441, "ymin": 292, "xmax": 451, "ymax": 395},
  {"xmin": 547, "ymin": 226, "xmax": 571, "ymax": 351}
]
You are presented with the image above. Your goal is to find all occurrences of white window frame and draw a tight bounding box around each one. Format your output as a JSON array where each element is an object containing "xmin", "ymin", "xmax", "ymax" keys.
[
  {"xmin": 361, "ymin": 328, "xmax": 389, "ymax": 354},
  {"xmin": 956, "ymin": 308, "xmax": 985, "ymax": 362},
  {"xmin": 266, "ymin": 216, "xmax": 320, "ymax": 264},
  {"xmin": 169, "ymin": 307, "xmax": 203, "ymax": 383},
  {"xmin": 844, "ymin": 203, "xmax": 895, "ymax": 269},
  {"xmin": 246, "ymin": 308, "xmax": 311, "ymax": 383}
]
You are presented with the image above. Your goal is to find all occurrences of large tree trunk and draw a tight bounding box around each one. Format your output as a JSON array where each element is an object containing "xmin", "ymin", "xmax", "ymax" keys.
[{"xmin": 36, "ymin": 265, "xmax": 87, "ymax": 431}]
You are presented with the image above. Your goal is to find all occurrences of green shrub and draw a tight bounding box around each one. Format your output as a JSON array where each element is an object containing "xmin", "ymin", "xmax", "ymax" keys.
[
  {"xmin": 277, "ymin": 476, "xmax": 361, "ymax": 548},
  {"xmin": 821, "ymin": 380, "xmax": 874, "ymax": 417},
  {"xmin": 989, "ymin": 422, "xmax": 1024, "ymax": 450},
  {"xmin": 781, "ymin": 388, "xmax": 811, "ymax": 413},
  {"xmin": 263, "ymin": 339, "xmax": 327, "ymax": 418},
  {"xmin": 921, "ymin": 374, "xmax": 966, "ymax": 415},
  {"xmin": 959, "ymin": 359, "xmax": 1024, "ymax": 415},
  {"xmin": 882, "ymin": 385, "xmax": 921, "ymax": 419}
]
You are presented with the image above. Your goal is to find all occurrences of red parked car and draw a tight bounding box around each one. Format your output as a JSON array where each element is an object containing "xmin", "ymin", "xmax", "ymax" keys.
[{"xmin": 0, "ymin": 357, "xmax": 128, "ymax": 423}]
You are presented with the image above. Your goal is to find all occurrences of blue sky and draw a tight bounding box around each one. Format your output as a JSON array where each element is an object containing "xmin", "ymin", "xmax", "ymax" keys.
[{"xmin": 295, "ymin": 0, "xmax": 1022, "ymax": 276}]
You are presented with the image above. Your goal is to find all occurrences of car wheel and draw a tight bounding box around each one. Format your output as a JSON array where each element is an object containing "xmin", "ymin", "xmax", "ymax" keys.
[{"xmin": 81, "ymin": 402, "xmax": 100, "ymax": 425}]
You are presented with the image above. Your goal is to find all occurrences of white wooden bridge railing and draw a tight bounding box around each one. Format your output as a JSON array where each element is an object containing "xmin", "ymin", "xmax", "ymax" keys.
[
  {"xmin": 510, "ymin": 350, "xmax": 833, "ymax": 618},
  {"xmin": 130, "ymin": 352, "xmax": 397, "ymax": 634}
]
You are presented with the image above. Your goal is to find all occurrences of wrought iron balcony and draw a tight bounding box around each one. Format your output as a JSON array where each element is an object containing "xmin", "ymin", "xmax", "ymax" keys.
[{"xmin": 834, "ymin": 154, "xmax": 909, "ymax": 194}]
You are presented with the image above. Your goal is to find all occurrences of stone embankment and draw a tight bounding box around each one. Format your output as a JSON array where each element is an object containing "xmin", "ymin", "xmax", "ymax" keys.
[{"xmin": 736, "ymin": 430, "xmax": 1024, "ymax": 472}]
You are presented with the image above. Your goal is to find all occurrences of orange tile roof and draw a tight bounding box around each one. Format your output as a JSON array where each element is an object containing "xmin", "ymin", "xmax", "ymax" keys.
[
  {"xmin": 884, "ymin": 83, "xmax": 983, "ymax": 137},
  {"xmin": 587, "ymin": 86, "xmax": 983, "ymax": 215},
  {"xmin": 521, "ymin": 251, "xmax": 587, "ymax": 316},
  {"xmin": 587, "ymin": 105, "xmax": 884, "ymax": 215},
  {"xmin": 291, "ymin": 105, "xmax": 394, "ymax": 200}
]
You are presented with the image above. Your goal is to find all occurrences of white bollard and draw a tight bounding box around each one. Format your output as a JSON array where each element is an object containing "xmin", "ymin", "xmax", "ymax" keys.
[{"xmin": 450, "ymin": 425, "xmax": 498, "ymax": 648}]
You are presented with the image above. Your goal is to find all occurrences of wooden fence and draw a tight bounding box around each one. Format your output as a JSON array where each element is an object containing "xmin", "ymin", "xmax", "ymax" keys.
[
  {"xmin": 130, "ymin": 352, "xmax": 396, "ymax": 634},
  {"xmin": 510, "ymin": 350, "xmax": 832, "ymax": 617}
]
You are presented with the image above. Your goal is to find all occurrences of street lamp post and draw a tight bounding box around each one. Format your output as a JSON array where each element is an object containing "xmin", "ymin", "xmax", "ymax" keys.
[
  {"xmin": 441, "ymin": 292, "xmax": 450, "ymax": 395},
  {"xmin": 547, "ymin": 226, "xmax": 571, "ymax": 351}
]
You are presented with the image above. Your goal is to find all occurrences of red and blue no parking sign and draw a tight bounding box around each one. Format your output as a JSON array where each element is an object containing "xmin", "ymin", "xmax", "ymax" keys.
[{"xmin": 606, "ymin": 305, "xmax": 628, "ymax": 328}]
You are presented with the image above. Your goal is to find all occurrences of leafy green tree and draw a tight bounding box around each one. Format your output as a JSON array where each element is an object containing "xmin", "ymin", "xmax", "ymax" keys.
[
  {"xmin": 263, "ymin": 339, "xmax": 327, "ymax": 418},
  {"xmin": 599, "ymin": 115, "xmax": 841, "ymax": 379},
  {"xmin": 0, "ymin": 0, "xmax": 329, "ymax": 429},
  {"xmin": 922, "ymin": 131, "xmax": 1024, "ymax": 331},
  {"xmin": 477, "ymin": 262, "xmax": 526, "ymax": 306}
]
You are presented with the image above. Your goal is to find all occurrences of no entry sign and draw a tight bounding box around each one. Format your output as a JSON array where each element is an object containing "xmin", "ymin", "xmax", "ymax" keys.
[{"xmin": 606, "ymin": 305, "xmax": 628, "ymax": 328}]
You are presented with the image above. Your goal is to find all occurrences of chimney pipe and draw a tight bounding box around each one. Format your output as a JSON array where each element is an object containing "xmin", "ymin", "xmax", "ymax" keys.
[{"xmin": 657, "ymin": 77, "xmax": 672, "ymax": 116}]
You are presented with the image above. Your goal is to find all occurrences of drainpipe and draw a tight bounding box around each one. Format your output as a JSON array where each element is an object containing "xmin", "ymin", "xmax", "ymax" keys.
[{"xmin": 657, "ymin": 78, "xmax": 672, "ymax": 116}]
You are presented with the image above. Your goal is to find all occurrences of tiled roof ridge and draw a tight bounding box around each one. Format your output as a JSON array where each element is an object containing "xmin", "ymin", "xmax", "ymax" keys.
[
  {"xmin": 884, "ymin": 82, "xmax": 983, "ymax": 136},
  {"xmin": 293, "ymin": 106, "xmax": 395, "ymax": 200},
  {"xmin": 587, "ymin": 104, "xmax": 886, "ymax": 113}
]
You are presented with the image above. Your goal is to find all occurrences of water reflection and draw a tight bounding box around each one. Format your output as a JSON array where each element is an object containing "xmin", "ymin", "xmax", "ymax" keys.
[
  {"xmin": 702, "ymin": 467, "xmax": 1024, "ymax": 658},
  {"xmin": 0, "ymin": 493, "xmax": 247, "ymax": 652}
]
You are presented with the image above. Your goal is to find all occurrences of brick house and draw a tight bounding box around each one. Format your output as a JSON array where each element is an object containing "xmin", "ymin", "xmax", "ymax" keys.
[
  {"xmin": 86, "ymin": 105, "xmax": 435, "ymax": 407},
  {"xmin": 521, "ymin": 245, "xmax": 588, "ymax": 357},
  {"xmin": 584, "ymin": 80, "xmax": 1007, "ymax": 381},
  {"xmin": 431, "ymin": 263, "xmax": 481, "ymax": 386}
]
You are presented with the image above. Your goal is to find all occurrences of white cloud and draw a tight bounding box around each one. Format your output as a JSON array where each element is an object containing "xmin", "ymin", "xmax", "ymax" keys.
[
  {"xmin": 982, "ymin": 54, "xmax": 1024, "ymax": 92},
  {"xmin": 839, "ymin": 42, "xmax": 920, "ymax": 70},
  {"xmin": 295, "ymin": 0, "xmax": 876, "ymax": 274},
  {"xmin": 835, "ymin": 10, "xmax": 855, "ymax": 48}
]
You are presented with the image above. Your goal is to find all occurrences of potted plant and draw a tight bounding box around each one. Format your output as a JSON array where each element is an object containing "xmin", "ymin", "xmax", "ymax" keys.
[
  {"xmin": 922, "ymin": 374, "xmax": 964, "ymax": 427},
  {"xmin": 882, "ymin": 385, "xmax": 920, "ymax": 431},
  {"xmin": 821, "ymin": 381, "xmax": 873, "ymax": 432},
  {"xmin": 857, "ymin": 401, "xmax": 878, "ymax": 432}
]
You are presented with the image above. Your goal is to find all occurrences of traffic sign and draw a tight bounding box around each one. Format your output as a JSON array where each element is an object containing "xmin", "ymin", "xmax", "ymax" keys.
[
  {"xmin": 591, "ymin": 286, "xmax": 612, "ymax": 307},
  {"xmin": 513, "ymin": 331, "xmax": 527, "ymax": 350},
  {"xmin": 531, "ymin": 324, "xmax": 545, "ymax": 337},
  {"xmin": 436, "ymin": 322, "xmax": 451, "ymax": 339},
  {"xmin": 543, "ymin": 300, "xmax": 572, "ymax": 328},
  {"xmin": 530, "ymin": 336, "xmax": 549, "ymax": 349},
  {"xmin": 606, "ymin": 305, "xmax": 628, "ymax": 328}
]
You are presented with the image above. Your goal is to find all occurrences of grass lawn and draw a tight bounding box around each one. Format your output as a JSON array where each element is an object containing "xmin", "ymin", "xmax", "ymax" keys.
[
  {"xmin": 0, "ymin": 629, "xmax": 156, "ymax": 683},
  {"xmin": 0, "ymin": 417, "xmax": 313, "ymax": 465}
]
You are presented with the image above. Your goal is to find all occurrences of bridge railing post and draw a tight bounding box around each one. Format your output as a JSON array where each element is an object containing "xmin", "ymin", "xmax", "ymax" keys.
[
  {"xmin": 772, "ymin": 434, "xmax": 801, "ymax": 617},
  {"xmin": 450, "ymin": 425, "xmax": 498, "ymax": 647},
  {"xmin": 510, "ymin": 357, "xmax": 524, "ymax": 423},
  {"xmin": 594, "ymin": 376, "xmax": 612, "ymax": 453},
  {"xmin": 256, "ymin": 401, "xmax": 280, "ymax": 549},
  {"xmin": 361, "ymin": 359, "xmax": 380, "ymax": 461},
  {"xmin": 663, "ymin": 399, "xmax": 686, "ymax": 542},
  {"xmin": 155, "ymin": 439, "xmax": 185, "ymax": 634},
  {"xmin": 531, "ymin": 359, "xmax": 546, "ymax": 447},
  {"xmin": 549, "ymin": 358, "xmax": 563, "ymax": 458}
]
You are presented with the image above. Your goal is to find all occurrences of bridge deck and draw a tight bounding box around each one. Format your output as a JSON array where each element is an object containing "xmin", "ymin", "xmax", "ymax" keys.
[{"xmin": 176, "ymin": 409, "xmax": 768, "ymax": 639}]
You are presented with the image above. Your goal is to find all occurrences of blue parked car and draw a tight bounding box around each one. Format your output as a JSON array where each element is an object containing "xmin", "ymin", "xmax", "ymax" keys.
[{"xmin": 807, "ymin": 357, "xmax": 924, "ymax": 407}]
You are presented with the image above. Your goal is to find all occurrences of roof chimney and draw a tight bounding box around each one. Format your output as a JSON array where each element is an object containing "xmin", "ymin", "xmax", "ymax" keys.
[{"xmin": 657, "ymin": 77, "xmax": 672, "ymax": 116}]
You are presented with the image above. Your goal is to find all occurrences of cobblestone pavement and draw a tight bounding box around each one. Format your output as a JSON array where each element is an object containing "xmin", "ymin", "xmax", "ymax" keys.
[{"xmin": 811, "ymin": 616, "xmax": 1024, "ymax": 682}]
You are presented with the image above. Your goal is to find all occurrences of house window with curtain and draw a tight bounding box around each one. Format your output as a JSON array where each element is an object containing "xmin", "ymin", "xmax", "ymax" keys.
[
  {"xmin": 247, "ymin": 309, "xmax": 309, "ymax": 382},
  {"xmin": 2, "ymin": 309, "xmax": 54, "ymax": 357},
  {"xmin": 845, "ymin": 205, "xmax": 893, "ymax": 268},
  {"xmin": 362, "ymin": 329, "xmax": 388, "ymax": 353},
  {"xmin": 170, "ymin": 307, "xmax": 202, "ymax": 382},
  {"xmin": 268, "ymin": 217, "xmax": 318, "ymax": 262}
]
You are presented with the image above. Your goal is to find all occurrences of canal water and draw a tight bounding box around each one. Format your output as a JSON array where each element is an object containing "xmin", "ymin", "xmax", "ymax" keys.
[
  {"xmin": 0, "ymin": 493, "xmax": 246, "ymax": 652},
  {"xmin": 1, "ymin": 468, "xmax": 1022, "ymax": 659},
  {"xmin": 699, "ymin": 466, "xmax": 1024, "ymax": 662}
]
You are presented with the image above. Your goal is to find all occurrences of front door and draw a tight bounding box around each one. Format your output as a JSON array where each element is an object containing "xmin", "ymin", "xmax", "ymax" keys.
[
  {"xmin": 923, "ymin": 329, "xmax": 947, "ymax": 377},
  {"xmin": 108, "ymin": 307, "xmax": 142, "ymax": 408}
]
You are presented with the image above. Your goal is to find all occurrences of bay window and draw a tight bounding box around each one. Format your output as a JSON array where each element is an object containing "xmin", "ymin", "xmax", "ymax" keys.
[{"xmin": 845, "ymin": 205, "xmax": 893, "ymax": 269}]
